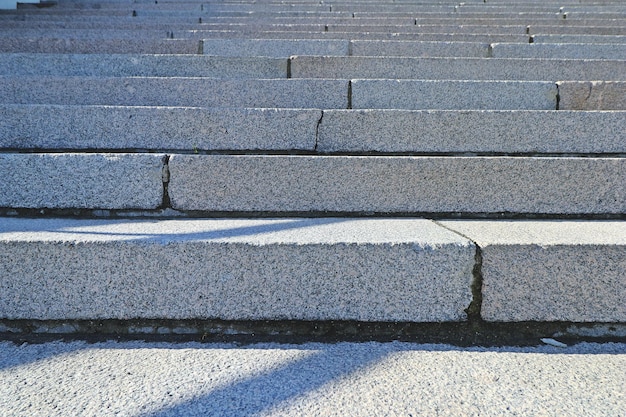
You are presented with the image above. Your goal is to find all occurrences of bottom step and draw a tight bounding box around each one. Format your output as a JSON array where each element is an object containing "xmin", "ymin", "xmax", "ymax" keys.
[{"xmin": 1, "ymin": 218, "xmax": 624, "ymax": 323}]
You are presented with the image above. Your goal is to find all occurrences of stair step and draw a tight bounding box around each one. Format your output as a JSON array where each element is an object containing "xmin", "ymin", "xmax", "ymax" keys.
[
  {"xmin": 167, "ymin": 155, "xmax": 625, "ymax": 215},
  {"xmin": 491, "ymin": 42, "xmax": 626, "ymax": 59},
  {"xmin": 0, "ymin": 217, "xmax": 475, "ymax": 322},
  {"xmin": 0, "ymin": 37, "xmax": 201, "ymax": 54},
  {"xmin": 0, "ymin": 77, "xmax": 349, "ymax": 108},
  {"xmin": 290, "ymin": 56, "xmax": 626, "ymax": 81},
  {"xmin": 350, "ymin": 80, "xmax": 557, "ymax": 110},
  {"xmin": 558, "ymin": 81, "xmax": 626, "ymax": 110},
  {"xmin": 0, "ymin": 53, "xmax": 287, "ymax": 78},
  {"xmin": 0, "ymin": 153, "xmax": 165, "ymax": 209},
  {"xmin": 441, "ymin": 220, "xmax": 626, "ymax": 322}
]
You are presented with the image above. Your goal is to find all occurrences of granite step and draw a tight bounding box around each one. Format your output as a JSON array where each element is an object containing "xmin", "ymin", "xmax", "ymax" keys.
[
  {"xmin": 3, "ymin": 106, "xmax": 624, "ymax": 153},
  {"xmin": 1, "ymin": 217, "xmax": 624, "ymax": 323},
  {"xmin": 0, "ymin": 76, "xmax": 348, "ymax": 108},
  {"xmin": 289, "ymin": 56, "xmax": 626, "ymax": 81},
  {"xmin": 490, "ymin": 42, "xmax": 626, "ymax": 59}
]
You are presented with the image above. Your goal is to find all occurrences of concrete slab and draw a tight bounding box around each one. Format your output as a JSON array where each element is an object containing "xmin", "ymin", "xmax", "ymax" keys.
[
  {"xmin": 0, "ymin": 77, "xmax": 348, "ymax": 108},
  {"xmin": 441, "ymin": 220, "xmax": 626, "ymax": 322},
  {"xmin": 290, "ymin": 56, "xmax": 626, "ymax": 80},
  {"xmin": 0, "ymin": 153, "xmax": 164, "ymax": 209},
  {"xmin": 0, "ymin": 105, "xmax": 320, "ymax": 151},
  {"xmin": 491, "ymin": 42, "xmax": 626, "ymax": 59},
  {"xmin": 317, "ymin": 110, "xmax": 626, "ymax": 153},
  {"xmin": 351, "ymin": 80, "xmax": 557, "ymax": 110},
  {"xmin": 350, "ymin": 40, "xmax": 490, "ymax": 57},
  {"xmin": 167, "ymin": 155, "xmax": 626, "ymax": 214},
  {"xmin": 201, "ymin": 38, "xmax": 349, "ymax": 57},
  {"xmin": 0, "ymin": 53, "xmax": 287, "ymax": 78},
  {"xmin": 0, "ymin": 217, "xmax": 475, "ymax": 321},
  {"xmin": 558, "ymin": 81, "xmax": 626, "ymax": 110}
]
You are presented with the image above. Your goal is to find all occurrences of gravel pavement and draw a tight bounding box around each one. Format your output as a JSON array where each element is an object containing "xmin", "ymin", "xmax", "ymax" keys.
[{"xmin": 1, "ymin": 340, "xmax": 624, "ymax": 416}]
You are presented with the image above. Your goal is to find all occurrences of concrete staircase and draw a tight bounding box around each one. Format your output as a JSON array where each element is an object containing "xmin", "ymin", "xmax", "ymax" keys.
[{"xmin": 0, "ymin": 0, "xmax": 625, "ymax": 335}]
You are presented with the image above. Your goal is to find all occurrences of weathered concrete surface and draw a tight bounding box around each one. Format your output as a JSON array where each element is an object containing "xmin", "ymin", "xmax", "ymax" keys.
[
  {"xmin": 0, "ymin": 77, "xmax": 348, "ymax": 108},
  {"xmin": 558, "ymin": 81, "xmax": 626, "ymax": 110},
  {"xmin": 532, "ymin": 34, "xmax": 626, "ymax": 44},
  {"xmin": 201, "ymin": 38, "xmax": 349, "ymax": 57},
  {"xmin": 290, "ymin": 56, "xmax": 626, "ymax": 80},
  {"xmin": 317, "ymin": 110, "xmax": 626, "ymax": 153},
  {"xmin": 491, "ymin": 42, "xmax": 626, "ymax": 60},
  {"xmin": 167, "ymin": 155, "xmax": 626, "ymax": 214},
  {"xmin": 0, "ymin": 153, "xmax": 164, "ymax": 209},
  {"xmin": 351, "ymin": 80, "xmax": 557, "ymax": 110},
  {"xmin": 441, "ymin": 221, "xmax": 626, "ymax": 322},
  {"xmin": 0, "ymin": 217, "xmax": 475, "ymax": 322},
  {"xmin": 0, "ymin": 105, "xmax": 320, "ymax": 151},
  {"xmin": 0, "ymin": 53, "xmax": 288, "ymax": 78}
]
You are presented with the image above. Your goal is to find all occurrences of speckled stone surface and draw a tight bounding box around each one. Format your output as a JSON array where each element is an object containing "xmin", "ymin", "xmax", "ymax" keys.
[
  {"xmin": 0, "ymin": 105, "xmax": 319, "ymax": 151},
  {"xmin": 558, "ymin": 81, "xmax": 626, "ymax": 110},
  {"xmin": 0, "ymin": 153, "xmax": 164, "ymax": 209},
  {"xmin": 0, "ymin": 76, "xmax": 348, "ymax": 108},
  {"xmin": 290, "ymin": 56, "xmax": 626, "ymax": 80},
  {"xmin": 201, "ymin": 38, "xmax": 349, "ymax": 57},
  {"xmin": 351, "ymin": 80, "xmax": 557, "ymax": 110},
  {"xmin": 317, "ymin": 110, "xmax": 626, "ymax": 153},
  {"xmin": 491, "ymin": 42, "xmax": 626, "ymax": 60},
  {"xmin": 350, "ymin": 40, "xmax": 490, "ymax": 57},
  {"xmin": 0, "ymin": 217, "xmax": 475, "ymax": 321},
  {"xmin": 167, "ymin": 155, "xmax": 626, "ymax": 214},
  {"xmin": 0, "ymin": 38, "xmax": 201, "ymax": 54},
  {"xmin": 0, "ymin": 53, "xmax": 287, "ymax": 78},
  {"xmin": 441, "ymin": 220, "xmax": 626, "ymax": 322},
  {"xmin": 532, "ymin": 34, "xmax": 626, "ymax": 44}
]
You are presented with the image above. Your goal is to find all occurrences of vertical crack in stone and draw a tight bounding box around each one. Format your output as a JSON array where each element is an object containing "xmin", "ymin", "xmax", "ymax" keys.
[
  {"xmin": 160, "ymin": 155, "xmax": 171, "ymax": 209},
  {"xmin": 465, "ymin": 245, "xmax": 484, "ymax": 322},
  {"xmin": 314, "ymin": 111, "xmax": 324, "ymax": 152}
]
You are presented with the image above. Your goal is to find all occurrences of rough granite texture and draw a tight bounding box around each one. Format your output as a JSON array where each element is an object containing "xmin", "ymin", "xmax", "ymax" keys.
[
  {"xmin": 317, "ymin": 110, "xmax": 626, "ymax": 153},
  {"xmin": 528, "ymin": 25, "xmax": 626, "ymax": 36},
  {"xmin": 0, "ymin": 218, "xmax": 475, "ymax": 321},
  {"xmin": 202, "ymin": 38, "xmax": 349, "ymax": 57},
  {"xmin": 167, "ymin": 155, "xmax": 626, "ymax": 214},
  {"xmin": 0, "ymin": 53, "xmax": 288, "ymax": 78},
  {"xmin": 290, "ymin": 56, "xmax": 626, "ymax": 81},
  {"xmin": 558, "ymin": 81, "xmax": 626, "ymax": 110},
  {"xmin": 532, "ymin": 34, "xmax": 626, "ymax": 44},
  {"xmin": 0, "ymin": 105, "xmax": 320, "ymax": 151},
  {"xmin": 441, "ymin": 221, "xmax": 626, "ymax": 322},
  {"xmin": 351, "ymin": 80, "xmax": 557, "ymax": 110},
  {"xmin": 208, "ymin": 32, "xmax": 529, "ymax": 43},
  {"xmin": 0, "ymin": 77, "xmax": 348, "ymax": 108},
  {"xmin": 0, "ymin": 38, "xmax": 201, "ymax": 54},
  {"xmin": 0, "ymin": 153, "xmax": 164, "ymax": 209},
  {"xmin": 491, "ymin": 42, "xmax": 626, "ymax": 60},
  {"xmin": 350, "ymin": 40, "xmax": 490, "ymax": 58}
]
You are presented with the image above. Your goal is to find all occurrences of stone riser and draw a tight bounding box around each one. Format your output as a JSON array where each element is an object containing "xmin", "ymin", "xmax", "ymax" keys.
[{"xmin": 0, "ymin": 218, "xmax": 624, "ymax": 323}]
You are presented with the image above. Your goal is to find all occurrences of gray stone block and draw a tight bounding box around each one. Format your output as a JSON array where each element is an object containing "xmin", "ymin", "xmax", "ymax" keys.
[
  {"xmin": 0, "ymin": 153, "xmax": 164, "ymax": 209},
  {"xmin": 440, "ymin": 220, "xmax": 626, "ymax": 322},
  {"xmin": 0, "ymin": 53, "xmax": 287, "ymax": 78},
  {"xmin": 167, "ymin": 155, "xmax": 626, "ymax": 214},
  {"xmin": 528, "ymin": 25, "xmax": 626, "ymax": 36},
  {"xmin": 491, "ymin": 43, "xmax": 626, "ymax": 59},
  {"xmin": 202, "ymin": 38, "xmax": 349, "ymax": 57},
  {"xmin": 351, "ymin": 80, "xmax": 557, "ymax": 110},
  {"xmin": 558, "ymin": 81, "xmax": 626, "ymax": 110},
  {"xmin": 0, "ymin": 38, "xmax": 201, "ymax": 54},
  {"xmin": 350, "ymin": 40, "xmax": 490, "ymax": 57},
  {"xmin": 326, "ymin": 24, "xmax": 524, "ymax": 35},
  {"xmin": 532, "ymin": 34, "xmax": 626, "ymax": 44},
  {"xmin": 0, "ymin": 217, "xmax": 475, "ymax": 321},
  {"xmin": 0, "ymin": 105, "xmax": 319, "ymax": 151},
  {"xmin": 290, "ymin": 56, "xmax": 626, "ymax": 80},
  {"xmin": 317, "ymin": 110, "xmax": 626, "ymax": 153},
  {"xmin": 0, "ymin": 77, "xmax": 348, "ymax": 108}
]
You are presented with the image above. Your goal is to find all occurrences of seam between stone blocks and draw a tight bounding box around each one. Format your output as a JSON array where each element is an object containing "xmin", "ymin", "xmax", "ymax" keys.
[
  {"xmin": 432, "ymin": 220, "xmax": 484, "ymax": 322},
  {"xmin": 314, "ymin": 110, "xmax": 324, "ymax": 152},
  {"xmin": 160, "ymin": 154, "xmax": 171, "ymax": 209}
]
